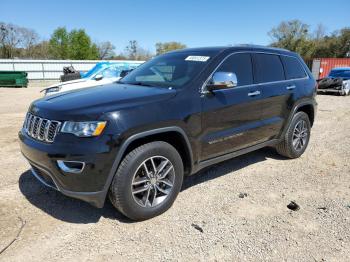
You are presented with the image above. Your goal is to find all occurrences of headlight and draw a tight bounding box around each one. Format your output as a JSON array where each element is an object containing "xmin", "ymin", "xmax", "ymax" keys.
[{"xmin": 61, "ymin": 121, "xmax": 107, "ymax": 137}]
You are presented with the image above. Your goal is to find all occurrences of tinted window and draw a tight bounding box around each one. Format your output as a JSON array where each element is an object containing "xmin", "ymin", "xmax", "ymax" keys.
[
  {"xmin": 282, "ymin": 56, "xmax": 307, "ymax": 79},
  {"xmin": 254, "ymin": 54, "xmax": 285, "ymax": 83},
  {"xmin": 216, "ymin": 53, "xmax": 253, "ymax": 86}
]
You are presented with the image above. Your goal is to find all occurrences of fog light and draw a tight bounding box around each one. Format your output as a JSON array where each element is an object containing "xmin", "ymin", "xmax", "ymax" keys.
[{"xmin": 57, "ymin": 160, "xmax": 85, "ymax": 174}]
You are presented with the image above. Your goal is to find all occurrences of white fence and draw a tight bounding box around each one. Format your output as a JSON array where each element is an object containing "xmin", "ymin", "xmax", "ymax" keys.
[{"xmin": 0, "ymin": 59, "xmax": 144, "ymax": 80}]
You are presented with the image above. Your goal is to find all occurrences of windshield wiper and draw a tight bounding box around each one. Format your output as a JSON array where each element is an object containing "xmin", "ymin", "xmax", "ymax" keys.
[{"xmin": 124, "ymin": 81, "xmax": 155, "ymax": 87}]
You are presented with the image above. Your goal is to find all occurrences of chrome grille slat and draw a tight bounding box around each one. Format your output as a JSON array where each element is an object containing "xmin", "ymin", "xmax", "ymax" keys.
[
  {"xmin": 28, "ymin": 115, "xmax": 35, "ymax": 135},
  {"xmin": 34, "ymin": 117, "xmax": 40, "ymax": 136},
  {"xmin": 23, "ymin": 113, "xmax": 61, "ymax": 143},
  {"xmin": 33, "ymin": 117, "xmax": 42, "ymax": 138},
  {"xmin": 30, "ymin": 117, "xmax": 36, "ymax": 136},
  {"xmin": 23, "ymin": 113, "xmax": 29, "ymax": 131},
  {"xmin": 47, "ymin": 121, "xmax": 60, "ymax": 142},
  {"xmin": 25, "ymin": 113, "xmax": 31, "ymax": 131},
  {"xmin": 44, "ymin": 120, "xmax": 51, "ymax": 141},
  {"xmin": 37, "ymin": 119, "xmax": 47, "ymax": 140}
]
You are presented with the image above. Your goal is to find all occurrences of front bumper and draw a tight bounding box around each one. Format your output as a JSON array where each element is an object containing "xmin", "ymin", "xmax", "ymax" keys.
[
  {"xmin": 317, "ymin": 88, "xmax": 343, "ymax": 94},
  {"xmin": 29, "ymin": 164, "xmax": 106, "ymax": 207},
  {"xmin": 19, "ymin": 129, "xmax": 119, "ymax": 208}
]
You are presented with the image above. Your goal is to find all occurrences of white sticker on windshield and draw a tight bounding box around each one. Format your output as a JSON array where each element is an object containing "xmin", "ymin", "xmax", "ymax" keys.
[{"xmin": 185, "ymin": 56, "xmax": 210, "ymax": 62}]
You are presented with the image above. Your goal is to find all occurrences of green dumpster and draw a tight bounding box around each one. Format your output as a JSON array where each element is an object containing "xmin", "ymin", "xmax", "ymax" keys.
[{"xmin": 0, "ymin": 71, "xmax": 28, "ymax": 88}]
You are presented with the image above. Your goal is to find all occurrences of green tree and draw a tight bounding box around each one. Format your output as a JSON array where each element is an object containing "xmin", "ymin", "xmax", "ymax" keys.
[
  {"xmin": 155, "ymin": 41, "xmax": 186, "ymax": 55},
  {"xmin": 310, "ymin": 34, "xmax": 338, "ymax": 58},
  {"xmin": 68, "ymin": 29, "xmax": 98, "ymax": 59},
  {"xmin": 49, "ymin": 27, "xmax": 99, "ymax": 59},
  {"xmin": 269, "ymin": 20, "xmax": 350, "ymax": 59},
  {"xmin": 90, "ymin": 43, "xmax": 100, "ymax": 59},
  {"xmin": 49, "ymin": 27, "xmax": 70, "ymax": 59},
  {"xmin": 268, "ymin": 20, "xmax": 311, "ymax": 56},
  {"xmin": 336, "ymin": 28, "xmax": 350, "ymax": 57}
]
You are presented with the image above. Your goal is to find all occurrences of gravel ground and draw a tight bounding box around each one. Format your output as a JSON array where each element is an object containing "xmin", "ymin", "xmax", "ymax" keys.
[{"xmin": 0, "ymin": 84, "xmax": 349, "ymax": 261}]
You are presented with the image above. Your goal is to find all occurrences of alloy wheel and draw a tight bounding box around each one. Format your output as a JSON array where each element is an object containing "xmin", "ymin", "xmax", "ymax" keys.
[
  {"xmin": 131, "ymin": 156, "xmax": 175, "ymax": 208},
  {"xmin": 292, "ymin": 119, "xmax": 308, "ymax": 151}
]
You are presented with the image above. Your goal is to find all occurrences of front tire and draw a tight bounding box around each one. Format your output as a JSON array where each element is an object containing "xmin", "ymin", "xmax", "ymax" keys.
[
  {"xmin": 109, "ymin": 141, "xmax": 184, "ymax": 221},
  {"xmin": 276, "ymin": 112, "xmax": 311, "ymax": 159}
]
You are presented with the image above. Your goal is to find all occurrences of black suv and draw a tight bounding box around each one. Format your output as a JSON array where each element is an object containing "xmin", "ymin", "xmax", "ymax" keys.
[{"xmin": 19, "ymin": 46, "xmax": 317, "ymax": 220}]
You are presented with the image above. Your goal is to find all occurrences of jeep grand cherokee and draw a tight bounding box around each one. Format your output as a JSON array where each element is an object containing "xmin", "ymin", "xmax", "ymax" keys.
[{"xmin": 19, "ymin": 46, "xmax": 317, "ymax": 221}]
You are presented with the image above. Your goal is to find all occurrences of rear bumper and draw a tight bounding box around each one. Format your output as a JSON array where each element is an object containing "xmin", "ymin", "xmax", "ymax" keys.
[{"xmin": 19, "ymin": 129, "xmax": 120, "ymax": 208}]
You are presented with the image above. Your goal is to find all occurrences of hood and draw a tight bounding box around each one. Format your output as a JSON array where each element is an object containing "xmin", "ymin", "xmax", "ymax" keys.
[
  {"xmin": 46, "ymin": 78, "xmax": 88, "ymax": 89},
  {"xmin": 30, "ymin": 83, "xmax": 177, "ymax": 120}
]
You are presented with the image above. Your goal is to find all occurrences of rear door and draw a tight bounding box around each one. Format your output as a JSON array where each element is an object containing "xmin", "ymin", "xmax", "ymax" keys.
[
  {"xmin": 200, "ymin": 53, "xmax": 266, "ymax": 160},
  {"xmin": 252, "ymin": 53, "xmax": 291, "ymax": 140}
]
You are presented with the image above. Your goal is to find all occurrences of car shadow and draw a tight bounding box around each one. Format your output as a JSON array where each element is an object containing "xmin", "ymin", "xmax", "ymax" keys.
[
  {"xmin": 182, "ymin": 147, "xmax": 286, "ymax": 191},
  {"xmin": 19, "ymin": 147, "xmax": 286, "ymax": 224},
  {"xmin": 18, "ymin": 170, "xmax": 133, "ymax": 224}
]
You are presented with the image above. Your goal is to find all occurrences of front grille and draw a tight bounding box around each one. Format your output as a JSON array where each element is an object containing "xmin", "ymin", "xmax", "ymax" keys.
[{"xmin": 23, "ymin": 113, "xmax": 61, "ymax": 143}]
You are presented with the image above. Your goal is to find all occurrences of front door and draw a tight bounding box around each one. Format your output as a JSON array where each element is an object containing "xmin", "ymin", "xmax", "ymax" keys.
[{"xmin": 200, "ymin": 53, "xmax": 266, "ymax": 161}]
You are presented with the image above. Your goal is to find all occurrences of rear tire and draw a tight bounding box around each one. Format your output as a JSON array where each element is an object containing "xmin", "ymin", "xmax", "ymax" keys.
[
  {"xmin": 276, "ymin": 112, "xmax": 311, "ymax": 159},
  {"xmin": 109, "ymin": 141, "xmax": 184, "ymax": 221}
]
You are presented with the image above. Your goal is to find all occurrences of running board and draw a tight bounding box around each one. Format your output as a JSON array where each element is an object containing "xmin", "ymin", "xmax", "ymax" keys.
[{"xmin": 192, "ymin": 139, "xmax": 279, "ymax": 174}]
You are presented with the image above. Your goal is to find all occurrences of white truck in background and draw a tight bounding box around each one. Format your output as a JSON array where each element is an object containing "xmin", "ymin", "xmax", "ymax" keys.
[{"xmin": 43, "ymin": 61, "xmax": 144, "ymax": 96}]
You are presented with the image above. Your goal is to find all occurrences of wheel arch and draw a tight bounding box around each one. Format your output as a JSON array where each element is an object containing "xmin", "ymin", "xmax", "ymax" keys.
[
  {"xmin": 280, "ymin": 101, "xmax": 316, "ymax": 140},
  {"xmin": 295, "ymin": 103, "xmax": 315, "ymax": 127},
  {"xmin": 121, "ymin": 129, "xmax": 194, "ymax": 176},
  {"xmin": 100, "ymin": 127, "xmax": 194, "ymax": 204}
]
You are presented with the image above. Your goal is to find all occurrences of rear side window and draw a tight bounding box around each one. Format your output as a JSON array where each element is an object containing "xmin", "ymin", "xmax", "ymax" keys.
[
  {"xmin": 282, "ymin": 56, "xmax": 307, "ymax": 79},
  {"xmin": 254, "ymin": 54, "xmax": 285, "ymax": 83},
  {"xmin": 216, "ymin": 53, "xmax": 253, "ymax": 86}
]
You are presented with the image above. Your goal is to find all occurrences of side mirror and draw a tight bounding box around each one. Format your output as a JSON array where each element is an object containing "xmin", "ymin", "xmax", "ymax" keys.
[
  {"xmin": 120, "ymin": 69, "xmax": 133, "ymax": 78},
  {"xmin": 207, "ymin": 72, "xmax": 237, "ymax": 91},
  {"xmin": 95, "ymin": 74, "xmax": 103, "ymax": 81}
]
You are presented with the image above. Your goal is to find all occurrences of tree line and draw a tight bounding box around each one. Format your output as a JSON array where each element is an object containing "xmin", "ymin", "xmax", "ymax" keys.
[
  {"xmin": 0, "ymin": 22, "xmax": 187, "ymax": 60},
  {"xmin": 1, "ymin": 20, "xmax": 349, "ymax": 61},
  {"xmin": 269, "ymin": 20, "xmax": 350, "ymax": 59}
]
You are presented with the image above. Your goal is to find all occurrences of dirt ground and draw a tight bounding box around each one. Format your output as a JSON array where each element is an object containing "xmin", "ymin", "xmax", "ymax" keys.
[{"xmin": 0, "ymin": 82, "xmax": 349, "ymax": 261}]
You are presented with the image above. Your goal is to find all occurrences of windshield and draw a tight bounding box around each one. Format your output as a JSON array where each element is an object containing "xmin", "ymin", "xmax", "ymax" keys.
[
  {"xmin": 328, "ymin": 69, "xmax": 350, "ymax": 79},
  {"xmin": 119, "ymin": 52, "xmax": 214, "ymax": 88}
]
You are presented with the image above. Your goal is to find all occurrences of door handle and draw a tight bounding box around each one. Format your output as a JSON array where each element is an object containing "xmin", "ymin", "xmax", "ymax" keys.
[
  {"xmin": 248, "ymin": 90, "xmax": 261, "ymax": 97},
  {"xmin": 286, "ymin": 85, "xmax": 296, "ymax": 90}
]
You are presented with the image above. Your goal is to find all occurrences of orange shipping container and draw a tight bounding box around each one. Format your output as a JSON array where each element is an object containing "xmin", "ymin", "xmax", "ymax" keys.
[{"xmin": 314, "ymin": 58, "xmax": 350, "ymax": 79}]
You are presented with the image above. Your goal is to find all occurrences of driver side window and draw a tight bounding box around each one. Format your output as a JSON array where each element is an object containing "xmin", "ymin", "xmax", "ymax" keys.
[{"xmin": 216, "ymin": 53, "xmax": 253, "ymax": 87}]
